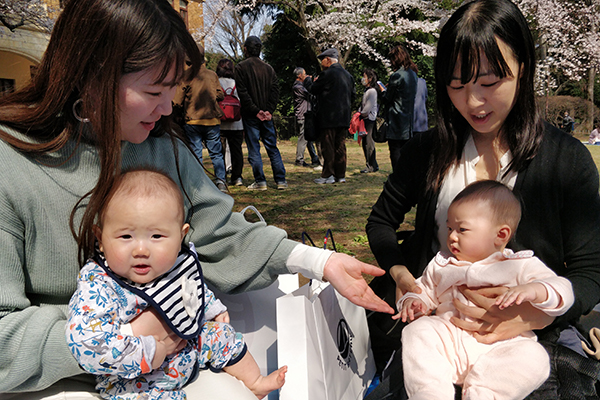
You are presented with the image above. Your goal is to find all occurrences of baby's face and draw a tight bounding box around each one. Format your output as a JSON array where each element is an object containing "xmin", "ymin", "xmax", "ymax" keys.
[
  {"xmin": 446, "ymin": 200, "xmax": 501, "ymax": 263},
  {"xmin": 96, "ymin": 192, "xmax": 188, "ymax": 284}
]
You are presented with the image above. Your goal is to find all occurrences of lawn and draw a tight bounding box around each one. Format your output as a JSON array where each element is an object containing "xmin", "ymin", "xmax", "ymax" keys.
[{"xmin": 205, "ymin": 133, "xmax": 600, "ymax": 271}]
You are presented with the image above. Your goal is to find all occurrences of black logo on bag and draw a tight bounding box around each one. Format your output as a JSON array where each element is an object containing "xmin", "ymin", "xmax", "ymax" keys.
[{"xmin": 336, "ymin": 319, "xmax": 354, "ymax": 369}]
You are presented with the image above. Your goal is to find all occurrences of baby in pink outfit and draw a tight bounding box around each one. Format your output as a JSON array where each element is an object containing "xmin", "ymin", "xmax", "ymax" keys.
[{"xmin": 397, "ymin": 180, "xmax": 574, "ymax": 400}]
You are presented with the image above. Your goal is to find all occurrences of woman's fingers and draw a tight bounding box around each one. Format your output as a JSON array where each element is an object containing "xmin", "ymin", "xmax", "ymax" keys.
[
  {"xmin": 460, "ymin": 286, "xmax": 507, "ymax": 308},
  {"xmin": 452, "ymin": 297, "xmax": 491, "ymax": 321}
]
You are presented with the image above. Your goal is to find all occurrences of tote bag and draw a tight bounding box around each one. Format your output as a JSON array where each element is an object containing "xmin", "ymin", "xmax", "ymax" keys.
[
  {"xmin": 373, "ymin": 118, "xmax": 388, "ymax": 143},
  {"xmin": 277, "ymin": 280, "xmax": 376, "ymax": 400}
]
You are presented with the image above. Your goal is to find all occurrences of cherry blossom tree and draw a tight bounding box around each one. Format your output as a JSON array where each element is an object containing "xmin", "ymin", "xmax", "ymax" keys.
[
  {"xmin": 305, "ymin": 0, "xmax": 443, "ymax": 65},
  {"xmin": 195, "ymin": 0, "xmax": 272, "ymax": 60},
  {"xmin": 234, "ymin": 0, "xmax": 447, "ymax": 67},
  {"xmin": 0, "ymin": 0, "xmax": 55, "ymax": 34},
  {"xmin": 515, "ymin": 0, "xmax": 599, "ymax": 128}
]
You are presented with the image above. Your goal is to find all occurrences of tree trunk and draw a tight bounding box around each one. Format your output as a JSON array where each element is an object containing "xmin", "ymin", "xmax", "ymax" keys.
[{"xmin": 589, "ymin": 67, "xmax": 596, "ymax": 132}]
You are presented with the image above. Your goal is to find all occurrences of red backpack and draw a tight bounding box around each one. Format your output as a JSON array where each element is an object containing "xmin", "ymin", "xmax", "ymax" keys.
[{"xmin": 219, "ymin": 86, "xmax": 241, "ymax": 122}]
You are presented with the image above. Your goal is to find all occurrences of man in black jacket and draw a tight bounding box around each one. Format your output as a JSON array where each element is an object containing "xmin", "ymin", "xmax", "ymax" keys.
[
  {"xmin": 235, "ymin": 36, "xmax": 287, "ymax": 190},
  {"xmin": 306, "ymin": 48, "xmax": 355, "ymax": 184}
]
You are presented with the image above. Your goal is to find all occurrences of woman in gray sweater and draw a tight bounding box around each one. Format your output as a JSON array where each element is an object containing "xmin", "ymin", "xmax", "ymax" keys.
[
  {"xmin": 0, "ymin": 0, "xmax": 392, "ymax": 397},
  {"xmin": 359, "ymin": 68, "xmax": 380, "ymax": 174}
]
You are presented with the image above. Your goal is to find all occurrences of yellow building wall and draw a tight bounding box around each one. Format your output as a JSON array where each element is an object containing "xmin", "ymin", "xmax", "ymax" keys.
[
  {"xmin": 0, "ymin": 0, "xmax": 204, "ymax": 94},
  {"xmin": 188, "ymin": 1, "xmax": 204, "ymax": 35},
  {"xmin": 0, "ymin": 50, "xmax": 37, "ymax": 90},
  {"xmin": 173, "ymin": 0, "xmax": 204, "ymax": 42}
]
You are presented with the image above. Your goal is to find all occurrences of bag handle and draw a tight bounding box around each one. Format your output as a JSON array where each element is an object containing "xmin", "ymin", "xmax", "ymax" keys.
[
  {"xmin": 221, "ymin": 85, "xmax": 236, "ymax": 97},
  {"xmin": 240, "ymin": 205, "xmax": 265, "ymax": 223},
  {"xmin": 301, "ymin": 229, "xmax": 337, "ymax": 252}
]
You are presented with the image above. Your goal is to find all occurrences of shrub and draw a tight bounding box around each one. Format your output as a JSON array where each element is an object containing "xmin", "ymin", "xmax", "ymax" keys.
[{"xmin": 537, "ymin": 95, "xmax": 599, "ymax": 132}]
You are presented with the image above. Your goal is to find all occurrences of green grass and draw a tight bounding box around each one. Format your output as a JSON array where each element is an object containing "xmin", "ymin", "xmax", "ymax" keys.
[
  {"xmin": 205, "ymin": 134, "xmax": 600, "ymax": 271},
  {"xmin": 204, "ymin": 138, "xmax": 415, "ymax": 268}
]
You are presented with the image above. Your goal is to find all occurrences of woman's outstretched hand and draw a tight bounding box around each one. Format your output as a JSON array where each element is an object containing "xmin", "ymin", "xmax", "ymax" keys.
[
  {"xmin": 451, "ymin": 286, "xmax": 554, "ymax": 344},
  {"xmin": 323, "ymin": 253, "xmax": 395, "ymax": 314}
]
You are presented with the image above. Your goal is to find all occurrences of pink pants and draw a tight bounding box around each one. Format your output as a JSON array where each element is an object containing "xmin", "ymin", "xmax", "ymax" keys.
[{"xmin": 402, "ymin": 316, "xmax": 550, "ymax": 400}]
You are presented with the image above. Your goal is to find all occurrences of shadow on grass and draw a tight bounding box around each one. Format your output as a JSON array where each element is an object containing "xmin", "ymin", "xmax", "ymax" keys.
[{"xmin": 204, "ymin": 139, "xmax": 416, "ymax": 267}]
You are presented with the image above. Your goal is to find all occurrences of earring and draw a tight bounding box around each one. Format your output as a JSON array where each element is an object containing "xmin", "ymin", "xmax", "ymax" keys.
[{"xmin": 72, "ymin": 99, "xmax": 90, "ymax": 123}]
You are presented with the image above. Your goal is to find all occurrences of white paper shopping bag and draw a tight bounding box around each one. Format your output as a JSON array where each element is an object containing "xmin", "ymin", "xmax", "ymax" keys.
[
  {"xmin": 209, "ymin": 274, "xmax": 299, "ymax": 390},
  {"xmin": 277, "ymin": 281, "xmax": 376, "ymax": 400}
]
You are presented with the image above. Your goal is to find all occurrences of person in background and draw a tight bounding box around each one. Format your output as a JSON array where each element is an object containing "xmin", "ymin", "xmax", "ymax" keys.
[
  {"xmin": 0, "ymin": 0, "xmax": 393, "ymax": 397},
  {"xmin": 413, "ymin": 75, "xmax": 428, "ymax": 133},
  {"xmin": 234, "ymin": 36, "xmax": 287, "ymax": 191},
  {"xmin": 292, "ymin": 67, "xmax": 321, "ymax": 168},
  {"xmin": 364, "ymin": 0, "xmax": 600, "ymax": 398},
  {"xmin": 174, "ymin": 44, "xmax": 228, "ymax": 193},
  {"xmin": 67, "ymin": 168, "xmax": 287, "ymax": 399},
  {"xmin": 379, "ymin": 45, "xmax": 418, "ymax": 171},
  {"xmin": 306, "ymin": 48, "xmax": 355, "ymax": 185},
  {"xmin": 359, "ymin": 68, "xmax": 380, "ymax": 174},
  {"xmin": 217, "ymin": 58, "xmax": 245, "ymax": 187},
  {"xmin": 561, "ymin": 111, "xmax": 574, "ymax": 135},
  {"xmin": 589, "ymin": 122, "xmax": 600, "ymax": 145}
]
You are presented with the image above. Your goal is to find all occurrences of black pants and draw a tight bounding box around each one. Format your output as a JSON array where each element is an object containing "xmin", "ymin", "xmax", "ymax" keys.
[
  {"xmin": 361, "ymin": 119, "xmax": 379, "ymax": 172},
  {"xmin": 388, "ymin": 139, "xmax": 408, "ymax": 172},
  {"xmin": 320, "ymin": 127, "xmax": 347, "ymax": 179},
  {"xmin": 220, "ymin": 129, "xmax": 244, "ymax": 182}
]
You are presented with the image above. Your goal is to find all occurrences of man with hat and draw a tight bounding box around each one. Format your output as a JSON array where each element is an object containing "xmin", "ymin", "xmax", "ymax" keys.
[
  {"xmin": 306, "ymin": 48, "xmax": 355, "ymax": 184},
  {"xmin": 234, "ymin": 36, "xmax": 287, "ymax": 190}
]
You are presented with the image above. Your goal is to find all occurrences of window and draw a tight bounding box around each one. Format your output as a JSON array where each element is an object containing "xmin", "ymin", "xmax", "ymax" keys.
[
  {"xmin": 0, "ymin": 79, "xmax": 15, "ymax": 97},
  {"xmin": 179, "ymin": 0, "xmax": 188, "ymax": 28}
]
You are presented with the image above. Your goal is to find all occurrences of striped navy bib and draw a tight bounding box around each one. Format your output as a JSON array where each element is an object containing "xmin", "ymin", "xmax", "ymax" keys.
[{"xmin": 94, "ymin": 242, "xmax": 206, "ymax": 340}]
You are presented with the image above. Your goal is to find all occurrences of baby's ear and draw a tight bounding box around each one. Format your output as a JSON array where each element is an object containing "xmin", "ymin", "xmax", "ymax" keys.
[
  {"xmin": 495, "ymin": 225, "xmax": 512, "ymax": 246},
  {"xmin": 181, "ymin": 223, "xmax": 190, "ymax": 239},
  {"xmin": 93, "ymin": 225, "xmax": 103, "ymax": 251}
]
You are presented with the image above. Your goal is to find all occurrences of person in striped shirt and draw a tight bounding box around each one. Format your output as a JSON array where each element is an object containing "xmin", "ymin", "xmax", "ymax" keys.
[{"xmin": 67, "ymin": 168, "xmax": 286, "ymax": 399}]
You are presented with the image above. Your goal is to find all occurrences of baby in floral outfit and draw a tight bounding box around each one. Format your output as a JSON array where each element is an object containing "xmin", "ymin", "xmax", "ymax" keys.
[{"xmin": 67, "ymin": 168, "xmax": 286, "ymax": 400}]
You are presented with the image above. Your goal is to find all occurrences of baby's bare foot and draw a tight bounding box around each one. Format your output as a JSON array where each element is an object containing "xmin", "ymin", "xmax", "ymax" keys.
[{"xmin": 249, "ymin": 365, "xmax": 287, "ymax": 399}]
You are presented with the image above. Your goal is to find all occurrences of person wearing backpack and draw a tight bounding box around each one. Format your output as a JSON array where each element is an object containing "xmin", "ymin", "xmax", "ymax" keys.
[{"xmin": 217, "ymin": 59, "xmax": 245, "ymax": 187}]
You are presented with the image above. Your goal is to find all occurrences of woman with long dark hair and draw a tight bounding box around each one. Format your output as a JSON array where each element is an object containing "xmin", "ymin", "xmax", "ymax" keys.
[
  {"xmin": 380, "ymin": 45, "xmax": 418, "ymax": 170},
  {"xmin": 0, "ymin": 0, "xmax": 392, "ymax": 397},
  {"xmin": 359, "ymin": 68, "xmax": 380, "ymax": 173},
  {"xmin": 365, "ymin": 0, "xmax": 600, "ymax": 398}
]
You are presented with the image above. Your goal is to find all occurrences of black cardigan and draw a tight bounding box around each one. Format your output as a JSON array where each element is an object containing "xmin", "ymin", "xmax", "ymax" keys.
[{"xmin": 366, "ymin": 122, "xmax": 600, "ymax": 328}]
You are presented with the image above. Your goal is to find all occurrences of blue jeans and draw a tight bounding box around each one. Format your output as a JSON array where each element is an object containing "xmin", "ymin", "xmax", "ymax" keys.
[
  {"xmin": 243, "ymin": 117, "xmax": 286, "ymax": 183},
  {"xmin": 184, "ymin": 124, "xmax": 226, "ymax": 183}
]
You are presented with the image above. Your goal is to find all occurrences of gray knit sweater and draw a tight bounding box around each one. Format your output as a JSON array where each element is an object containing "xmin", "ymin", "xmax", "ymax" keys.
[{"xmin": 0, "ymin": 126, "xmax": 297, "ymax": 392}]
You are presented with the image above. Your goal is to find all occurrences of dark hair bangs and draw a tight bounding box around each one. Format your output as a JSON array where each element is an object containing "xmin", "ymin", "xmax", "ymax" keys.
[{"xmin": 444, "ymin": 29, "xmax": 512, "ymax": 87}]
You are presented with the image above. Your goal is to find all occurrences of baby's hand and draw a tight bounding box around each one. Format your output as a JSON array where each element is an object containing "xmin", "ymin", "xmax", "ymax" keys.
[
  {"xmin": 495, "ymin": 283, "xmax": 546, "ymax": 310},
  {"xmin": 151, "ymin": 333, "xmax": 187, "ymax": 370},
  {"xmin": 214, "ymin": 311, "xmax": 230, "ymax": 324},
  {"xmin": 393, "ymin": 298, "xmax": 428, "ymax": 322}
]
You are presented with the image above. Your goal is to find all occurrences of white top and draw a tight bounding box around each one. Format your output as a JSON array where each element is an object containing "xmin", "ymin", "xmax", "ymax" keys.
[
  {"xmin": 434, "ymin": 134, "xmax": 518, "ymax": 251},
  {"xmin": 360, "ymin": 87, "xmax": 379, "ymax": 121}
]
